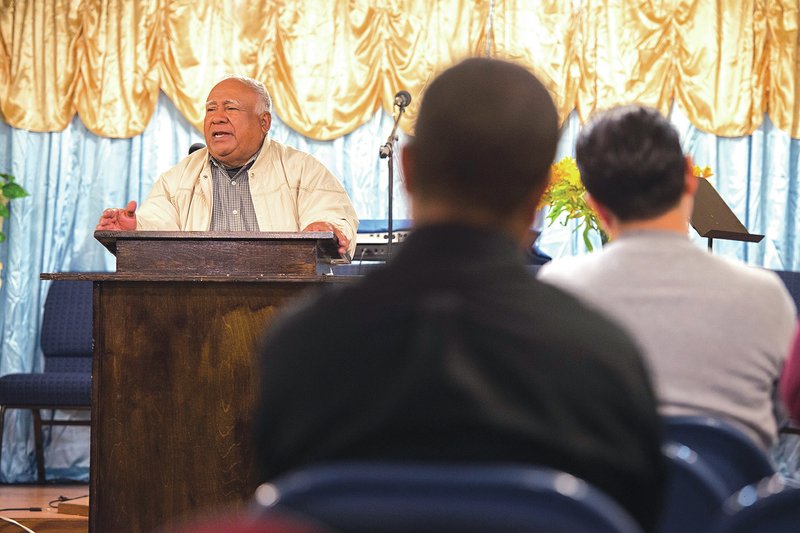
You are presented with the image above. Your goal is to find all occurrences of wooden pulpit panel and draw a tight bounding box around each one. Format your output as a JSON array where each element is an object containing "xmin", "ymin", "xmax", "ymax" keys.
[
  {"xmin": 94, "ymin": 230, "xmax": 349, "ymax": 277},
  {"xmin": 90, "ymin": 280, "xmax": 322, "ymax": 533}
]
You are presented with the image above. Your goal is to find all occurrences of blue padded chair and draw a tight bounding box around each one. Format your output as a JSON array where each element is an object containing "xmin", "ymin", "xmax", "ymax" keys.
[
  {"xmin": 773, "ymin": 269, "xmax": 800, "ymax": 311},
  {"xmin": 0, "ymin": 280, "xmax": 93, "ymax": 482},
  {"xmin": 253, "ymin": 462, "xmax": 643, "ymax": 533},
  {"xmin": 663, "ymin": 416, "xmax": 775, "ymax": 495},
  {"xmin": 658, "ymin": 443, "xmax": 729, "ymax": 533},
  {"xmin": 713, "ymin": 474, "xmax": 800, "ymax": 532}
]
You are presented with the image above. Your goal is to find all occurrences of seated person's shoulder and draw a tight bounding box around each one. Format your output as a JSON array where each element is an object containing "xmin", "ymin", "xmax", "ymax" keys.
[
  {"xmin": 716, "ymin": 256, "xmax": 795, "ymax": 302},
  {"xmin": 533, "ymin": 276, "xmax": 643, "ymax": 357},
  {"xmin": 537, "ymin": 253, "xmax": 604, "ymax": 289},
  {"xmin": 260, "ymin": 274, "xmax": 383, "ymax": 347}
]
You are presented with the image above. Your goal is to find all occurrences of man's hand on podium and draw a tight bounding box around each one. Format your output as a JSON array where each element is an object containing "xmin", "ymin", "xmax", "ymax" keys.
[
  {"xmin": 303, "ymin": 221, "xmax": 349, "ymax": 255},
  {"xmin": 97, "ymin": 200, "xmax": 137, "ymax": 231}
]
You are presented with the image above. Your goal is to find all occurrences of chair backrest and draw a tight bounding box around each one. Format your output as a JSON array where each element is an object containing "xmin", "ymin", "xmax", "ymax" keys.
[
  {"xmin": 658, "ymin": 443, "xmax": 729, "ymax": 533},
  {"xmin": 663, "ymin": 416, "xmax": 775, "ymax": 495},
  {"xmin": 773, "ymin": 270, "xmax": 800, "ymax": 312},
  {"xmin": 254, "ymin": 462, "xmax": 643, "ymax": 533},
  {"xmin": 40, "ymin": 280, "xmax": 93, "ymax": 373},
  {"xmin": 714, "ymin": 474, "xmax": 800, "ymax": 532}
]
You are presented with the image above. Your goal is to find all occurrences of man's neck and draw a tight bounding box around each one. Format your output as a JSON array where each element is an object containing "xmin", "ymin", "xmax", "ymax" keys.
[
  {"xmin": 614, "ymin": 208, "xmax": 690, "ymax": 238},
  {"xmin": 210, "ymin": 147, "xmax": 262, "ymax": 172},
  {"xmin": 606, "ymin": 194, "xmax": 694, "ymax": 239},
  {"xmin": 411, "ymin": 201, "xmax": 533, "ymax": 244}
]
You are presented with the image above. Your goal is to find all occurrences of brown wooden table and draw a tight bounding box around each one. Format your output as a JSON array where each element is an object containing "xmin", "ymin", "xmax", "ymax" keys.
[{"xmin": 43, "ymin": 231, "xmax": 355, "ymax": 533}]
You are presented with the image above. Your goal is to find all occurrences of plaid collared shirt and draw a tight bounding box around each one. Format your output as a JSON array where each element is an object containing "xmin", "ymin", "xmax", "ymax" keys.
[{"xmin": 208, "ymin": 151, "xmax": 260, "ymax": 231}]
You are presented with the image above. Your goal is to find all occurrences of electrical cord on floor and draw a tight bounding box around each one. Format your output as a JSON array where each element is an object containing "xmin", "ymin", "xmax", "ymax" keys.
[
  {"xmin": 0, "ymin": 515, "xmax": 36, "ymax": 532},
  {"xmin": 48, "ymin": 494, "xmax": 89, "ymax": 509},
  {"xmin": 0, "ymin": 493, "xmax": 89, "ymax": 533}
]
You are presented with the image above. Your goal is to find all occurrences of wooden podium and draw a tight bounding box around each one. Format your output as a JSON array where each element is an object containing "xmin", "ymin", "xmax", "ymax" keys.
[{"xmin": 43, "ymin": 231, "xmax": 350, "ymax": 533}]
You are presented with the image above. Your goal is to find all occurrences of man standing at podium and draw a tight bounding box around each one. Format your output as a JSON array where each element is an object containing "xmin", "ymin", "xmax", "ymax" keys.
[
  {"xmin": 96, "ymin": 76, "xmax": 358, "ymax": 256},
  {"xmin": 539, "ymin": 105, "xmax": 796, "ymax": 451},
  {"xmin": 254, "ymin": 59, "xmax": 666, "ymax": 531}
]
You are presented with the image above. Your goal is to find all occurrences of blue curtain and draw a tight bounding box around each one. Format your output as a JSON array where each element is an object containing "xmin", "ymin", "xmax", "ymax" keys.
[{"xmin": 0, "ymin": 94, "xmax": 799, "ymax": 481}]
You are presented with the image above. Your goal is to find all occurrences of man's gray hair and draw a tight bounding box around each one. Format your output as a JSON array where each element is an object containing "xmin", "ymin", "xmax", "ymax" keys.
[{"xmin": 220, "ymin": 75, "xmax": 273, "ymax": 114}]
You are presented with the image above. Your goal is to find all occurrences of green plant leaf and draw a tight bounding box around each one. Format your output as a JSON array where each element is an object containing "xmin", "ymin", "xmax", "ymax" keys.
[
  {"xmin": 2, "ymin": 182, "xmax": 29, "ymax": 199},
  {"xmin": 542, "ymin": 156, "xmax": 608, "ymax": 248},
  {"xmin": 0, "ymin": 204, "xmax": 8, "ymax": 218},
  {"xmin": 0, "ymin": 232, "xmax": 6, "ymax": 243},
  {"xmin": 582, "ymin": 225, "xmax": 595, "ymax": 252}
]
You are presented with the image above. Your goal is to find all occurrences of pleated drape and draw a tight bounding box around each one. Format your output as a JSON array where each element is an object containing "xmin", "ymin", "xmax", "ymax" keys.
[
  {"xmin": 2, "ymin": 0, "xmax": 800, "ymax": 140},
  {"xmin": 4, "ymin": 0, "xmax": 800, "ymax": 484}
]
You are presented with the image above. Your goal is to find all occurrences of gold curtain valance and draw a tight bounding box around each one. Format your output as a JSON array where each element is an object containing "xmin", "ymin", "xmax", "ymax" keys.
[{"xmin": 1, "ymin": 0, "xmax": 799, "ymax": 140}]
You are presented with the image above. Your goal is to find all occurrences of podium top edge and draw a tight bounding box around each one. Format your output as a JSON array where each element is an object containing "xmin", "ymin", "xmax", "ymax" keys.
[
  {"xmin": 94, "ymin": 230, "xmax": 336, "ymax": 253},
  {"xmin": 94, "ymin": 230, "xmax": 334, "ymax": 240},
  {"xmin": 93, "ymin": 230, "xmax": 345, "ymax": 262}
]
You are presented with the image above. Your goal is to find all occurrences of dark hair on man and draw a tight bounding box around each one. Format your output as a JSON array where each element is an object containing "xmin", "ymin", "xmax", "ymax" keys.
[
  {"xmin": 409, "ymin": 57, "xmax": 559, "ymax": 215},
  {"xmin": 575, "ymin": 105, "xmax": 686, "ymax": 221}
]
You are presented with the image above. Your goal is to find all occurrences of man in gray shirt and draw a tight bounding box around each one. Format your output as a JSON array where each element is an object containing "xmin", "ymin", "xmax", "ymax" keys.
[{"xmin": 539, "ymin": 105, "xmax": 797, "ymax": 451}]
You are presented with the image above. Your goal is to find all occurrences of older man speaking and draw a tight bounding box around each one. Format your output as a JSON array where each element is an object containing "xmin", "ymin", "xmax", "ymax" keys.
[{"xmin": 97, "ymin": 76, "xmax": 358, "ymax": 256}]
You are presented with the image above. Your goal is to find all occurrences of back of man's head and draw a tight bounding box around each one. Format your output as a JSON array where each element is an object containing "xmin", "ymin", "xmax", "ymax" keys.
[
  {"xmin": 576, "ymin": 105, "xmax": 686, "ymax": 221},
  {"xmin": 409, "ymin": 57, "xmax": 559, "ymax": 217}
]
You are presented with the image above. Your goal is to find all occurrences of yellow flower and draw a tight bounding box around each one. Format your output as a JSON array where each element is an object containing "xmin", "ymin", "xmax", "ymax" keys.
[
  {"xmin": 539, "ymin": 156, "xmax": 606, "ymax": 250},
  {"xmin": 539, "ymin": 157, "xmax": 580, "ymax": 209},
  {"xmin": 693, "ymin": 165, "xmax": 714, "ymax": 179},
  {"xmin": 551, "ymin": 156, "xmax": 581, "ymax": 186},
  {"xmin": 539, "ymin": 158, "xmax": 714, "ymax": 251}
]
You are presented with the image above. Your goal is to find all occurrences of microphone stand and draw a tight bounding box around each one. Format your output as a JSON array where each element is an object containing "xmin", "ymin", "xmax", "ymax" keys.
[{"xmin": 378, "ymin": 103, "xmax": 407, "ymax": 260}]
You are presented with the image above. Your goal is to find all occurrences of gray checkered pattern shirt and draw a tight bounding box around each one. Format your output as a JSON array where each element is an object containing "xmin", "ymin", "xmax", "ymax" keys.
[{"xmin": 209, "ymin": 152, "xmax": 260, "ymax": 231}]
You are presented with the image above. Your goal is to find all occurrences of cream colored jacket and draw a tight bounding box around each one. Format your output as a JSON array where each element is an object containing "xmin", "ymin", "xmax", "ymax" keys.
[{"xmin": 136, "ymin": 137, "xmax": 359, "ymax": 256}]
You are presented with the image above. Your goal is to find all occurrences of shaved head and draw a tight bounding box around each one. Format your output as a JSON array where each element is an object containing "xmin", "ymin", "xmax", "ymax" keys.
[{"xmin": 407, "ymin": 58, "xmax": 559, "ymax": 217}]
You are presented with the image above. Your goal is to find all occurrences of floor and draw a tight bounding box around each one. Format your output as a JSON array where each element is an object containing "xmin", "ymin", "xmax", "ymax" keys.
[{"xmin": 0, "ymin": 483, "xmax": 88, "ymax": 533}]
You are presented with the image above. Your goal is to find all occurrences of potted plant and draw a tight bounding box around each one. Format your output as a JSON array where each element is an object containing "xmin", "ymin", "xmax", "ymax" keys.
[
  {"xmin": 540, "ymin": 157, "xmax": 713, "ymax": 251},
  {"xmin": 0, "ymin": 172, "xmax": 30, "ymax": 242}
]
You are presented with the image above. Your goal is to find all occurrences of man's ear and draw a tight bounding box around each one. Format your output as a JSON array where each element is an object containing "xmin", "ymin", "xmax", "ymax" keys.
[
  {"xmin": 261, "ymin": 112, "xmax": 272, "ymax": 134},
  {"xmin": 585, "ymin": 192, "xmax": 613, "ymax": 229},
  {"xmin": 684, "ymin": 155, "xmax": 698, "ymax": 196}
]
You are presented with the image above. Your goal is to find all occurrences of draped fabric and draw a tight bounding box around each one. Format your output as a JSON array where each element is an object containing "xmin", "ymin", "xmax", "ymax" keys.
[
  {"xmin": 0, "ymin": 0, "xmax": 490, "ymax": 139},
  {"xmin": 2, "ymin": 1, "xmax": 800, "ymax": 139},
  {"xmin": 2, "ymin": 0, "xmax": 800, "ymax": 482},
  {"xmin": 2, "ymin": 96, "xmax": 799, "ymax": 481}
]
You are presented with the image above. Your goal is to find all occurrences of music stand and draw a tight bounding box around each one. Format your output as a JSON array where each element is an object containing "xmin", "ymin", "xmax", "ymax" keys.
[{"xmin": 689, "ymin": 177, "xmax": 763, "ymax": 251}]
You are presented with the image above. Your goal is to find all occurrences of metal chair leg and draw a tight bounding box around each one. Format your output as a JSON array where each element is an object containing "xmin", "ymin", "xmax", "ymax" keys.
[{"xmin": 32, "ymin": 409, "xmax": 46, "ymax": 483}]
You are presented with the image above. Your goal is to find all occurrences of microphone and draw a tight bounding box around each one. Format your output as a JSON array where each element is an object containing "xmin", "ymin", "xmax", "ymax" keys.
[
  {"xmin": 393, "ymin": 90, "xmax": 412, "ymax": 108},
  {"xmin": 188, "ymin": 143, "xmax": 206, "ymax": 155},
  {"xmin": 380, "ymin": 91, "xmax": 411, "ymax": 159}
]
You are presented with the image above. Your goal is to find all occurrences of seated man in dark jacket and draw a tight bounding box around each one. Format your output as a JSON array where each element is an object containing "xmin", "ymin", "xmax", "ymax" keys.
[{"xmin": 254, "ymin": 57, "xmax": 666, "ymax": 531}]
